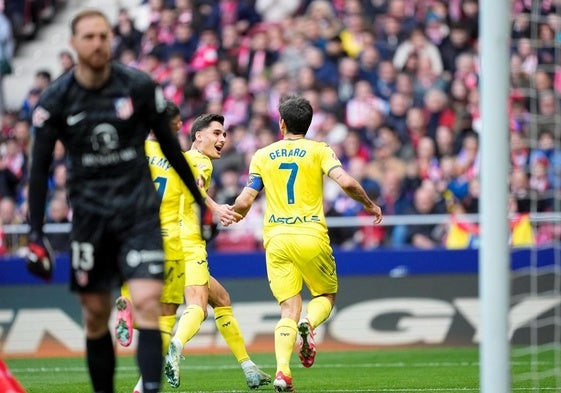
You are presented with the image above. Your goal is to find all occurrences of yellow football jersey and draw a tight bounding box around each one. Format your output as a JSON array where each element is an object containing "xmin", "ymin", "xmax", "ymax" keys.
[
  {"xmin": 246, "ymin": 138, "xmax": 342, "ymax": 241},
  {"xmin": 145, "ymin": 139, "xmax": 184, "ymax": 260},
  {"xmin": 180, "ymin": 149, "xmax": 212, "ymax": 249}
]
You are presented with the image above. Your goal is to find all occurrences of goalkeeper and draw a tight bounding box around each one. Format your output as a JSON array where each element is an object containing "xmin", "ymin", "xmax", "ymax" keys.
[{"xmin": 25, "ymin": 9, "xmax": 205, "ymax": 393}]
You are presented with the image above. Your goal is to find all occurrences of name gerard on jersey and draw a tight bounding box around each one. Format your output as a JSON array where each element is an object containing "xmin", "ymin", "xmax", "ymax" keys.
[{"xmin": 268, "ymin": 148, "xmax": 307, "ymax": 160}]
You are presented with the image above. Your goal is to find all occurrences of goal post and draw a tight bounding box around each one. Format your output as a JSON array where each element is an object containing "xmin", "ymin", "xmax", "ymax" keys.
[{"xmin": 479, "ymin": 1, "xmax": 511, "ymax": 392}]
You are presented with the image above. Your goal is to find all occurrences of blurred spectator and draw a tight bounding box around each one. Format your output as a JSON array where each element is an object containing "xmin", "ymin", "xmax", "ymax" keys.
[
  {"xmin": 19, "ymin": 69, "xmax": 51, "ymax": 122},
  {"xmin": 346, "ymin": 80, "xmax": 388, "ymax": 130},
  {"xmin": 377, "ymin": 167, "xmax": 411, "ymax": 247},
  {"xmin": 255, "ymin": 0, "xmax": 299, "ymax": 22},
  {"xmin": 190, "ymin": 28, "xmax": 219, "ymax": 71},
  {"xmin": 509, "ymin": 52, "xmax": 531, "ymax": 90},
  {"xmin": 313, "ymin": 110, "xmax": 348, "ymax": 145},
  {"xmin": 336, "ymin": 56, "xmax": 360, "ymax": 103},
  {"xmin": 393, "ymin": 27, "xmax": 444, "ymax": 76},
  {"xmin": 304, "ymin": 45, "xmax": 338, "ymax": 87},
  {"xmin": 18, "ymin": 88, "xmax": 41, "ymax": 123},
  {"xmin": 166, "ymin": 20, "xmax": 197, "ymax": 62},
  {"xmin": 339, "ymin": 2, "xmax": 369, "ymax": 59},
  {"xmin": 139, "ymin": 22, "xmax": 167, "ymax": 61},
  {"xmin": 304, "ymin": 0, "xmax": 342, "ymax": 41},
  {"xmin": 214, "ymin": 166, "xmax": 243, "ymax": 205},
  {"xmin": 140, "ymin": 49, "xmax": 170, "ymax": 84},
  {"xmin": 424, "ymin": 5, "xmax": 449, "ymax": 46},
  {"xmin": 157, "ymin": 6, "xmax": 178, "ymax": 45},
  {"xmin": 386, "ymin": 0, "xmax": 417, "ymax": 36},
  {"xmin": 536, "ymin": 22, "xmax": 555, "ymax": 65},
  {"xmin": 423, "ymin": 88, "xmax": 455, "ymax": 138},
  {"xmin": 385, "ymin": 92, "xmax": 410, "ymax": 140},
  {"xmin": 529, "ymin": 129, "xmax": 561, "ymax": 191},
  {"xmin": 45, "ymin": 196, "xmax": 71, "ymax": 253},
  {"xmin": 222, "ymin": 76, "xmax": 251, "ymax": 128},
  {"xmin": 404, "ymin": 106, "xmax": 428, "ymax": 149},
  {"xmin": 238, "ymin": 27, "xmax": 279, "ymax": 79},
  {"xmin": 439, "ymin": 21, "xmax": 471, "ymax": 75},
  {"xmin": 357, "ymin": 45, "xmax": 380, "ymax": 88},
  {"xmin": 511, "ymin": 11, "xmax": 530, "ymax": 40},
  {"xmin": 365, "ymin": 125, "xmax": 408, "ymax": 183},
  {"xmin": 161, "ymin": 63, "xmax": 187, "ymax": 104},
  {"xmin": 0, "ymin": 139, "xmax": 21, "ymax": 200},
  {"xmin": 458, "ymin": 0, "xmax": 479, "ymax": 41},
  {"xmin": 0, "ymin": 5, "xmax": 14, "ymax": 116},
  {"xmin": 510, "ymin": 131, "xmax": 530, "ymax": 171},
  {"xmin": 510, "ymin": 167, "xmax": 532, "ymax": 213},
  {"xmin": 415, "ymin": 136, "xmax": 440, "ymax": 183},
  {"xmin": 375, "ymin": 60, "xmax": 398, "ymax": 103},
  {"xmin": 435, "ymin": 125, "xmax": 455, "ymax": 158},
  {"xmin": 58, "ymin": 49, "xmax": 75, "ymax": 74},
  {"xmin": 405, "ymin": 181, "xmax": 447, "ymax": 249},
  {"xmin": 514, "ymin": 37, "xmax": 538, "ymax": 75},
  {"xmin": 0, "ymin": 196, "xmax": 23, "ymax": 254},
  {"xmin": 0, "ymin": 196, "xmax": 21, "ymax": 225},
  {"xmin": 376, "ymin": 15, "xmax": 405, "ymax": 61},
  {"xmin": 113, "ymin": 8, "xmax": 144, "ymax": 59}
]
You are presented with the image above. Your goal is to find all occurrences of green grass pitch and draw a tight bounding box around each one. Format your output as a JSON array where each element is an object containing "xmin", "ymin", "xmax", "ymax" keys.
[{"xmin": 5, "ymin": 347, "xmax": 559, "ymax": 392}]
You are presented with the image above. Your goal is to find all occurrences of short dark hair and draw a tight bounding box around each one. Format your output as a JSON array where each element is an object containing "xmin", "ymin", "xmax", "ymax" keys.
[
  {"xmin": 35, "ymin": 70, "xmax": 52, "ymax": 82},
  {"xmin": 71, "ymin": 9, "xmax": 110, "ymax": 35},
  {"xmin": 190, "ymin": 113, "xmax": 225, "ymax": 142},
  {"xmin": 278, "ymin": 95, "xmax": 313, "ymax": 136}
]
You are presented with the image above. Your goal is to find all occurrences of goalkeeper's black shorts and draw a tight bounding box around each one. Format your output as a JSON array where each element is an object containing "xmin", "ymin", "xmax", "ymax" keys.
[{"xmin": 69, "ymin": 205, "xmax": 164, "ymax": 292}]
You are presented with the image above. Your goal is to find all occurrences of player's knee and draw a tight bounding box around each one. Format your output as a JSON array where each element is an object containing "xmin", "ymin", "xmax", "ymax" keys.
[
  {"xmin": 133, "ymin": 295, "xmax": 162, "ymax": 325},
  {"xmin": 210, "ymin": 290, "xmax": 231, "ymax": 308}
]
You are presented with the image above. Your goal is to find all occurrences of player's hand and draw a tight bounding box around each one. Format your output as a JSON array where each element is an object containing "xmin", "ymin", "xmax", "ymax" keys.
[
  {"xmin": 25, "ymin": 231, "xmax": 55, "ymax": 280},
  {"xmin": 215, "ymin": 204, "xmax": 242, "ymax": 227},
  {"xmin": 366, "ymin": 204, "xmax": 383, "ymax": 225}
]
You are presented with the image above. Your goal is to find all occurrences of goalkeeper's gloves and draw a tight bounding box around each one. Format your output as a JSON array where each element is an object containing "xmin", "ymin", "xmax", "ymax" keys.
[{"xmin": 25, "ymin": 230, "xmax": 55, "ymax": 280}]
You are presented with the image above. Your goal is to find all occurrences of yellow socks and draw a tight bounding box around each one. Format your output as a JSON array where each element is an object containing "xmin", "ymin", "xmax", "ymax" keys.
[
  {"xmin": 173, "ymin": 304, "xmax": 205, "ymax": 346},
  {"xmin": 274, "ymin": 318, "xmax": 297, "ymax": 376},
  {"xmin": 214, "ymin": 306, "xmax": 250, "ymax": 363},
  {"xmin": 159, "ymin": 314, "xmax": 176, "ymax": 354},
  {"xmin": 306, "ymin": 296, "xmax": 333, "ymax": 328}
]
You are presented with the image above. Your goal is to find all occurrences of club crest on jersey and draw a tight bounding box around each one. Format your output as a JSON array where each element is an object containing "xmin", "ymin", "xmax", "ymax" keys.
[
  {"xmin": 32, "ymin": 106, "xmax": 50, "ymax": 127},
  {"xmin": 114, "ymin": 97, "xmax": 133, "ymax": 119},
  {"xmin": 75, "ymin": 270, "xmax": 89, "ymax": 287}
]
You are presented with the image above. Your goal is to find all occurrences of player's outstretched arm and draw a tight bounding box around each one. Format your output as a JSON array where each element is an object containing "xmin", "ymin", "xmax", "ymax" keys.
[
  {"xmin": 328, "ymin": 167, "xmax": 383, "ymax": 224},
  {"xmin": 206, "ymin": 195, "xmax": 242, "ymax": 226},
  {"xmin": 231, "ymin": 187, "xmax": 259, "ymax": 222}
]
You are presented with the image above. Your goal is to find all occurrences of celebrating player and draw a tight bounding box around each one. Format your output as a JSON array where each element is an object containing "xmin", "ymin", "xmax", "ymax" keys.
[
  {"xmin": 228, "ymin": 95, "xmax": 382, "ymax": 392},
  {"xmin": 164, "ymin": 113, "xmax": 271, "ymax": 390}
]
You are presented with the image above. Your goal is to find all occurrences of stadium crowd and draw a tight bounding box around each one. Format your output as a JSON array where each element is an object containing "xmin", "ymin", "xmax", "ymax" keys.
[{"xmin": 0, "ymin": 0, "xmax": 560, "ymax": 255}]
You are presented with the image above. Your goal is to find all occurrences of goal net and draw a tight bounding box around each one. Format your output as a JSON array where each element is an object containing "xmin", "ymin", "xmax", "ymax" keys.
[{"xmin": 509, "ymin": 1, "xmax": 561, "ymax": 390}]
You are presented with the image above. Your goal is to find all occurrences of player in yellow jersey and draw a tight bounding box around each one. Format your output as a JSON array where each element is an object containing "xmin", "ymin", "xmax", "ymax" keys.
[
  {"xmin": 228, "ymin": 95, "xmax": 383, "ymax": 392},
  {"xmin": 117, "ymin": 104, "xmax": 266, "ymax": 392},
  {"xmin": 116, "ymin": 101, "xmax": 202, "ymax": 393},
  {"xmin": 164, "ymin": 113, "xmax": 271, "ymax": 390}
]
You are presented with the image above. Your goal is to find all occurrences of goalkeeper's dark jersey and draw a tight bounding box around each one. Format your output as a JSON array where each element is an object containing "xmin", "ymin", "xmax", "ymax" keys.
[{"xmin": 29, "ymin": 62, "xmax": 201, "ymax": 233}]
